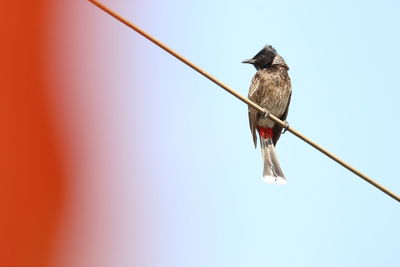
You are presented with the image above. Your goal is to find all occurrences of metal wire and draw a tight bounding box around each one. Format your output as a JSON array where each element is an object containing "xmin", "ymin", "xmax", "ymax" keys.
[{"xmin": 88, "ymin": 0, "xmax": 400, "ymax": 203}]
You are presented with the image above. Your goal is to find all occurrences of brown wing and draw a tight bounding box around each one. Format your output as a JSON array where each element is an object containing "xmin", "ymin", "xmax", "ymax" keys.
[
  {"xmin": 248, "ymin": 73, "xmax": 261, "ymax": 148},
  {"xmin": 272, "ymin": 92, "xmax": 291, "ymax": 146}
]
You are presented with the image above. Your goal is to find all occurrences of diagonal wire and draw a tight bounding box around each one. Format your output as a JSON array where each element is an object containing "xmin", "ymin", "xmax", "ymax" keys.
[{"xmin": 88, "ymin": 0, "xmax": 400, "ymax": 203}]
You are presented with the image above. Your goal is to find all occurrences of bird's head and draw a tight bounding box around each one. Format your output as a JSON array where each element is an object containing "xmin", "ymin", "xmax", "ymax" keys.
[{"xmin": 242, "ymin": 45, "xmax": 278, "ymax": 70}]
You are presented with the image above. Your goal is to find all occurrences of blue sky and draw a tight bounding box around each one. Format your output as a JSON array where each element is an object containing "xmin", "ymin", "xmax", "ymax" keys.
[{"xmin": 82, "ymin": 1, "xmax": 400, "ymax": 266}]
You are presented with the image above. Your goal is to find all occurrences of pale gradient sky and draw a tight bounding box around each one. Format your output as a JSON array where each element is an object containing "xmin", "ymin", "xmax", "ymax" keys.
[{"xmin": 49, "ymin": 1, "xmax": 400, "ymax": 266}]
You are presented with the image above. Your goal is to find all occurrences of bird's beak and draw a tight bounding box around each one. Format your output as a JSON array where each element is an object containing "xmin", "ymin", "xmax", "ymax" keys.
[{"xmin": 242, "ymin": 58, "xmax": 257, "ymax": 64}]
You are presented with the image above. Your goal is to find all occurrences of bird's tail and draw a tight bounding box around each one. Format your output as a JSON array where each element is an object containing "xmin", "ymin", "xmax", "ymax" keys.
[{"xmin": 258, "ymin": 127, "xmax": 286, "ymax": 184}]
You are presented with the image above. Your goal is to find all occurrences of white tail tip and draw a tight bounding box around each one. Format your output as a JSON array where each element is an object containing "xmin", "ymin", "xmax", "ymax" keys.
[{"xmin": 262, "ymin": 175, "xmax": 287, "ymax": 184}]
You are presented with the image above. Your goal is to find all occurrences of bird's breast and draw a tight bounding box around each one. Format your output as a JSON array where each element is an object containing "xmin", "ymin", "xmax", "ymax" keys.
[{"xmin": 255, "ymin": 68, "xmax": 291, "ymax": 127}]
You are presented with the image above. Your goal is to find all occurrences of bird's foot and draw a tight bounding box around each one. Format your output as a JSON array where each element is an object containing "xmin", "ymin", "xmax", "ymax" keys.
[
  {"xmin": 262, "ymin": 108, "xmax": 271, "ymax": 118},
  {"xmin": 282, "ymin": 120, "xmax": 289, "ymax": 134}
]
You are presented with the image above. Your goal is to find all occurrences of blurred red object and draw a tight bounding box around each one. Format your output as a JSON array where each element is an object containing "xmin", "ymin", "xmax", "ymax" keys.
[{"xmin": 0, "ymin": 1, "xmax": 64, "ymax": 267}]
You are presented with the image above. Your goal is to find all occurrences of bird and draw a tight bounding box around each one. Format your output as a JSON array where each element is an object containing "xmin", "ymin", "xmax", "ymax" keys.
[{"xmin": 242, "ymin": 45, "xmax": 292, "ymax": 184}]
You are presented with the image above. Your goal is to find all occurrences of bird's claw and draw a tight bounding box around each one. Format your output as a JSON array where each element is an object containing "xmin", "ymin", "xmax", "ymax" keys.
[
  {"xmin": 262, "ymin": 108, "xmax": 271, "ymax": 118},
  {"xmin": 282, "ymin": 120, "xmax": 289, "ymax": 134}
]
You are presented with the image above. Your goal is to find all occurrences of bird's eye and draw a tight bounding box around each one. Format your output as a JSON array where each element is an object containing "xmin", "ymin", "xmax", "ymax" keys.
[{"xmin": 259, "ymin": 55, "xmax": 265, "ymax": 59}]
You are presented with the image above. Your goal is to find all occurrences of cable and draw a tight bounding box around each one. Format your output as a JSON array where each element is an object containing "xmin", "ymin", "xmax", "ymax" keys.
[{"xmin": 88, "ymin": 0, "xmax": 400, "ymax": 203}]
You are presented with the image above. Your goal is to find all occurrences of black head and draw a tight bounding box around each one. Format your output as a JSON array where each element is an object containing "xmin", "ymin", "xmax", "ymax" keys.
[{"xmin": 242, "ymin": 45, "xmax": 278, "ymax": 70}]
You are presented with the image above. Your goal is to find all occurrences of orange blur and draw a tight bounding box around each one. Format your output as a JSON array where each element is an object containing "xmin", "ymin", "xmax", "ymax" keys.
[{"xmin": 0, "ymin": 1, "xmax": 64, "ymax": 267}]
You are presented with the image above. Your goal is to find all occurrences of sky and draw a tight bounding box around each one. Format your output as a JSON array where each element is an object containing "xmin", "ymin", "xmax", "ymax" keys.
[{"xmin": 10, "ymin": 0, "xmax": 400, "ymax": 266}]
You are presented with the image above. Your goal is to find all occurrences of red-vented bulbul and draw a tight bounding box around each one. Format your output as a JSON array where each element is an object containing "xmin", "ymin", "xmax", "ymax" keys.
[{"xmin": 242, "ymin": 45, "xmax": 292, "ymax": 184}]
